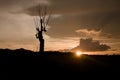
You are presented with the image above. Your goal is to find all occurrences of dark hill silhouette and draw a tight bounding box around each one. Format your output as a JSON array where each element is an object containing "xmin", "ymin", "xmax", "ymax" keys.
[{"xmin": 0, "ymin": 48, "xmax": 120, "ymax": 79}]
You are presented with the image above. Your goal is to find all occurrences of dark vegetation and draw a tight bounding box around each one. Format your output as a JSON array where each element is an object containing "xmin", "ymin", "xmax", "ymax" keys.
[{"xmin": 0, "ymin": 48, "xmax": 120, "ymax": 79}]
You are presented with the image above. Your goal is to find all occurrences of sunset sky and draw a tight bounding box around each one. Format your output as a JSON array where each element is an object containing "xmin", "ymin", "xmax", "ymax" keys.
[{"xmin": 0, "ymin": 0, "xmax": 120, "ymax": 55}]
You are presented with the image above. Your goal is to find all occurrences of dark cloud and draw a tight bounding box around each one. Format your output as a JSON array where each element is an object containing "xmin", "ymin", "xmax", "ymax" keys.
[
  {"xmin": 50, "ymin": 0, "xmax": 120, "ymax": 16},
  {"xmin": 21, "ymin": 0, "xmax": 120, "ymax": 38},
  {"xmin": 48, "ymin": 12, "xmax": 120, "ymax": 38},
  {"xmin": 0, "ymin": 0, "xmax": 48, "ymax": 12},
  {"xmin": 24, "ymin": 0, "xmax": 120, "ymax": 15},
  {"xmin": 71, "ymin": 38, "xmax": 110, "ymax": 52}
]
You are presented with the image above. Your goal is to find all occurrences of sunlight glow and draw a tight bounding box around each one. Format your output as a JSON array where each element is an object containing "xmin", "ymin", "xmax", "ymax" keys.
[{"xmin": 76, "ymin": 51, "xmax": 82, "ymax": 56}]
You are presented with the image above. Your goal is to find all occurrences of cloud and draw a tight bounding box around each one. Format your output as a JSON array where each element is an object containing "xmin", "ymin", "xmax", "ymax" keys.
[
  {"xmin": 71, "ymin": 38, "xmax": 110, "ymax": 52},
  {"xmin": 24, "ymin": 4, "xmax": 120, "ymax": 38},
  {"xmin": 76, "ymin": 29, "xmax": 101, "ymax": 38},
  {"xmin": 0, "ymin": 0, "xmax": 49, "ymax": 12},
  {"xmin": 23, "ymin": 0, "xmax": 120, "ymax": 15}
]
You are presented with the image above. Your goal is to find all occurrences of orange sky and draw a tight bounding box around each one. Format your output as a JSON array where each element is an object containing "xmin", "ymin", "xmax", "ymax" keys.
[{"xmin": 0, "ymin": 0, "xmax": 120, "ymax": 55}]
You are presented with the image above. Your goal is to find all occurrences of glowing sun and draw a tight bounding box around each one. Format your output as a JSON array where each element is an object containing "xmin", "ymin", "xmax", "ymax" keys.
[{"xmin": 76, "ymin": 51, "xmax": 82, "ymax": 56}]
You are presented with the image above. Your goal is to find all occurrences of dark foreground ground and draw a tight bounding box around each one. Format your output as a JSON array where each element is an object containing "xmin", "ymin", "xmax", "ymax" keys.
[{"xmin": 0, "ymin": 48, "xmax": 120, "ymax": 79}]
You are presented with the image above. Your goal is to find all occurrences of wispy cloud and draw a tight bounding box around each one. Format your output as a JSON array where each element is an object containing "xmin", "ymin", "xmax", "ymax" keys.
[{"xmin": 76, "ymin": 29, "xmax": 101, "ymax": 38}]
